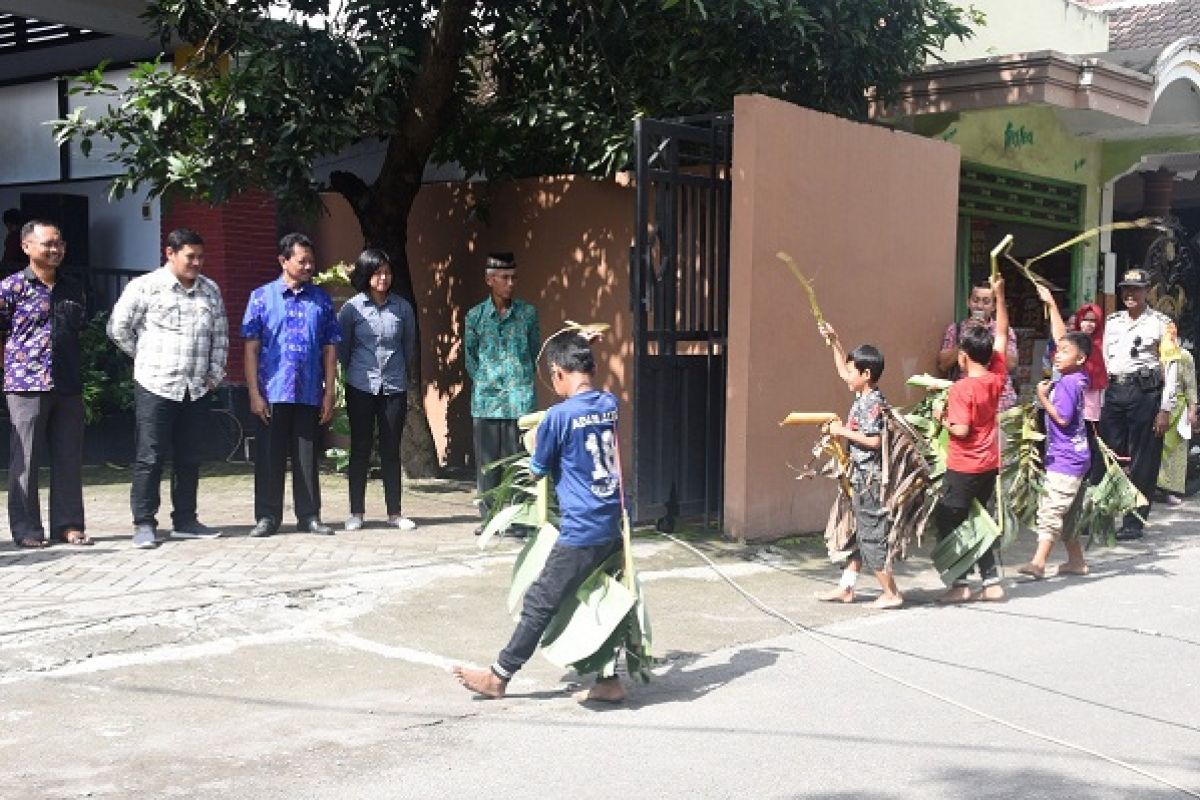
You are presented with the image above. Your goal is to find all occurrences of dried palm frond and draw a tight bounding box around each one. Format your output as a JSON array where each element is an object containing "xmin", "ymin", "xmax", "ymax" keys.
[
  {"xmin": 880, "ymin": 407, "xmax": 937, "ymax": 565},
  {"xmin": 776, "ymin": 252, "xmax": 831, "ymax": 344}
]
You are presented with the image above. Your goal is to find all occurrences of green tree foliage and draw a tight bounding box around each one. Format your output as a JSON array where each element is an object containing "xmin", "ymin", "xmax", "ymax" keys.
[{"xmin": 54, "ymin": 0, "xmax": 974, "ymax": 474}]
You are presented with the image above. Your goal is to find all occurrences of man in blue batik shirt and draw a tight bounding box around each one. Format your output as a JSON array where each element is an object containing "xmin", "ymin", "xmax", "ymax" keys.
[
  {"xmin": 454, "ymin": 332, "xmax": 626, "ymax": 704},
  {"xmin": 242, "ymin": 233, "xmax": 342, "ymax": 537}
]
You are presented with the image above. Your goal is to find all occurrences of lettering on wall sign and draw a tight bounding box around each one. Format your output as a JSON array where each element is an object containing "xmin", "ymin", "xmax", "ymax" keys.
[{"xmin": 1003, "ymin": 122, "xmax": 1034, "ymax": 150}]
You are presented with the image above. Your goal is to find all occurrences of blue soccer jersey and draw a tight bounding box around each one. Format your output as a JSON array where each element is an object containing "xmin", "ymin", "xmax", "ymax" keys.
[{"xmin": 530, "ymin": 389, "xmax": 622, "ymax": 547}]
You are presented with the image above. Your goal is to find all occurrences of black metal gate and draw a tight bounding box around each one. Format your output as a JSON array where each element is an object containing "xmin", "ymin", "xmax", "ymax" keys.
[{"xmin": 630, "ymin": 113, "xmax": 732, "ymax": 530}]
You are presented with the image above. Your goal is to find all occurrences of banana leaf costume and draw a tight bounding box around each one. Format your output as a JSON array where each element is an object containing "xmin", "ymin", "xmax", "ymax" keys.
[
  {"xmin": 816, "ymin": 404, "xmax": 938, "ymax": 570},
  {"xmin": 478, "ymin": 411, "xmax": 653, "ymax": 683}
]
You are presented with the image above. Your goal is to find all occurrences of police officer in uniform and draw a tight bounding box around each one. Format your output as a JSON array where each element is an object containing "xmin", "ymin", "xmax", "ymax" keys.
[{"xmin": 1101, "ymin": 268, "xmax": 1178, "ymax": 540}]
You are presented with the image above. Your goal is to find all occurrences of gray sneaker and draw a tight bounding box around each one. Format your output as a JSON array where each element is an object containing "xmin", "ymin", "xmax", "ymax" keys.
[
  {"xmin": 132, "ymin": 524, "xmax": 158, "ymax": 549},
  {"xmin": 344, "ymin": 514, "xmax": 364, "ymax": 531},
  {"xmin": 172, "ymin": 520, "xmax": 222, "ymax": 539}
]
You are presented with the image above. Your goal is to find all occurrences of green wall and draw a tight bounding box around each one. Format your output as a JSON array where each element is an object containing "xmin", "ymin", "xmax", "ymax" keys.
[
  {"xmin": 930, "ymin": 105, "xmax": 1104, "ymax": 300},
  {"xmin": 1101, "ymin": 135, "xmax": 1200, "ymax": 184}
]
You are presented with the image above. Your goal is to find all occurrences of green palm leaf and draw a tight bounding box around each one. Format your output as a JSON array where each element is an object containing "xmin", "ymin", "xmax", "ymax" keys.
[
  {"xmin": 507, "ymin": 523, "xmax": 560, "ymax": 618},
  {"xmin": 931, "ymin": 500, "xmax": 1000, "ymax": 585}
]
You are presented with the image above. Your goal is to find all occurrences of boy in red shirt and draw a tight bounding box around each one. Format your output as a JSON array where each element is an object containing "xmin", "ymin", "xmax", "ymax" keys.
[{"xmin": 934, "ymin": 274, "xmax": 1009, "ymax": 603}]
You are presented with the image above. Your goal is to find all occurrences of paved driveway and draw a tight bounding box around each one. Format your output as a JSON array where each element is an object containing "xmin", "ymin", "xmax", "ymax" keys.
[{"xmin": 1, "ymin": 466, "xmax": 1197, "ymax": 799}]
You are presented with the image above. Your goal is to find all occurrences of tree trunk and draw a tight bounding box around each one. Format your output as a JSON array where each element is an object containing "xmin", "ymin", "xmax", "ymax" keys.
[
  {"xmin": 326, "ymin": 0, "xmax": 476, "ymax": 481},
  {"xmin": 359, "ymin": 186, "xmax": 442, "ymax": 480}
]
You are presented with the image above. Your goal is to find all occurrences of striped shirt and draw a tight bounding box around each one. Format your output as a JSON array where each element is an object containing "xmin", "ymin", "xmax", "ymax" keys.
[{"xmin": 107, "ymin": 266, "xmax": 228, "ymax": 401}]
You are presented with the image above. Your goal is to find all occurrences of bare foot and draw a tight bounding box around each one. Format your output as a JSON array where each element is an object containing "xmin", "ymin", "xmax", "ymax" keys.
[
  {"xmin": 1016, "ymin": 562, "xmax": 1045, "ymax": 580},
  {"xmin": 1056, "ymin": 562, "xmax": 1089, "ymax": 576},
  {"xmin": 937, "ymin": 585, "xmax": 973, "ymax": 604},
  {"xmin": 815, "ymin": 587, "xmax": 855, "ymax": 603},
  {"xmin": 574, "ymin": 677, "xmax": 626, "ymax": 704},
  {"xmin": 871, "ymin": 593, "xmax": 904, "ymax": 610},
  {"xmin": 452, "ymin": 665, "xmax": 507, "ymax": 699},
  {"xmin": 974, "ymin": 583, "xmax": 1006, "ymax": 602}
]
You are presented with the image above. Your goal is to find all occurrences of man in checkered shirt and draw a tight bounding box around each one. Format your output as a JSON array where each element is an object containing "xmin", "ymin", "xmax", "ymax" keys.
[{"xmin": 108, "ymin": 228, "xmax": 229, "ymax": 549}]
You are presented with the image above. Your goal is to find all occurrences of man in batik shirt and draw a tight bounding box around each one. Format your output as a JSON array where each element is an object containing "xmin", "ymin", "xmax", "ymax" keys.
[
  {"xmin": 0, "ymin": 220, "xmax": 89, "ymax": 548},
  {"xmin": 464, "ymin": 252, "xmax": 540, "ymax": 524},
  {"xmin": 242, "ymin": 232, "xmax": 341, "ymax": 538}
]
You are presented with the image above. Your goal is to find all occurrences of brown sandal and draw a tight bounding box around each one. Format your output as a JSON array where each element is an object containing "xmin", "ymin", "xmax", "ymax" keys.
[{"xmin": 16, "ymin": 537, "xmax": 47, "ymax": 548}]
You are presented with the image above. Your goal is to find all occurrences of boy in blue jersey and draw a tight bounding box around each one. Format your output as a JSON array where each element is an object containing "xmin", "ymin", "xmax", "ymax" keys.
[{"xmin": 454, "ymin": 332, "xmax": 625, "ymax": 703}]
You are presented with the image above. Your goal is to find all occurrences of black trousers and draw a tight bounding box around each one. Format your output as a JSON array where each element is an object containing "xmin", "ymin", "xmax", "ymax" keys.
[
  {"xmin": 495, "ymin": 538, "xmax": 622, "ymax": 678},
  {"xmin": 130, "ymin": 383, "xmax": 205, "ymax": 528},
  {"xmin": 935, "ymin": 468, "xmax": 1001, "ymax": 584},
  {"xmin": 1099, "ymin": 382, "xmax": 1164, "ymax": 531},
  {"xmin": 346, "ymin": 385, "xmax": 406, "ymax": 516},
  {"xmin": 254, "ymin": 402, "xmax": 321, "ymax": 525},
  {"xmin": 6, "ymin": 391, "xmax": 85, "ymax": 542},
  {"xmin": 473, "ymin": 417, "xmax": 521, "ymax": 508}
]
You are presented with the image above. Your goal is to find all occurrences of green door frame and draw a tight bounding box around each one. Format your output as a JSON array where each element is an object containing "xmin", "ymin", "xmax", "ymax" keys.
[{"xmin": 955, "ymin": 163, "xmax": 1086, "ymax": 317}]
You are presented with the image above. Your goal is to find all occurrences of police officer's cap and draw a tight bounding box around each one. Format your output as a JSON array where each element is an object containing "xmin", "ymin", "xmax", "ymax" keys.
[{"xmin": 1117, "ymin": 268, "xmax": 1151, "ymax": 288}]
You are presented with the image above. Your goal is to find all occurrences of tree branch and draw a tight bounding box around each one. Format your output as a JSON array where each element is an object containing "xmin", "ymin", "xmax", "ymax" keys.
[
  {"xmin": 328, "ymin": 169, "xmax": 370, "ymax": 214},
  {"xmin": 377, "ymin": 0, "xmax": 474, "ymax": 193}
]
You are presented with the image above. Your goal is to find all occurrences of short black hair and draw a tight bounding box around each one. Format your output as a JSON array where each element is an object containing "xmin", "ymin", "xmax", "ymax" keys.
[
  {"xmin": 847, "ymin": 344, "xmax": 885, "ymax": 382},
  {"xmin": 543, "ymin": 332, "xmax": 595, "ymax": 376},
  {"xmin": 3, "ymin": 208, "xmax": 20, "ymax": 226},
  {"xmin": 959, "ymin": 322, "xmax": 995, "ymax": 366},
  {"xmin": 20, "ymin": 219, "xmax": 60, "ymax": 241},
  {"xmin": 278, "ymin": 232, "xmax": 314, "ymax": 259},
  {"xmin": 1061, "ymin": 330, "xmax": 1092, "ymax": 358},
  {"xmin": 165, "ymin": 228, "xmax": 204, "ymax": 251},
  {"xmin": 350, "ymin": 248, "xmax": 391, "ymax": 294}
]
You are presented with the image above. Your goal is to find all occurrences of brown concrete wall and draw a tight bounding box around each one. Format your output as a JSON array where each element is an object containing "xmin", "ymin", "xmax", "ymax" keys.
[
  {"xmin": 725, "ymin": 94, "xmax": 961, "ymax": 541},
  {"xmin": 314, "ymin": 176, "xmax": 634, "ymax": 472}
]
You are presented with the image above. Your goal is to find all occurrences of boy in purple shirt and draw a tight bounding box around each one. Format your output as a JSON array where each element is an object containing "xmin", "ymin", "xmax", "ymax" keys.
[{"xmin": 1019, "ymin": 330, "xmax": 1092, "ymax": 579}]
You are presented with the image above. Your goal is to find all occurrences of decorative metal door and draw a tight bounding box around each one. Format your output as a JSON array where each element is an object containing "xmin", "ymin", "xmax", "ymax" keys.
[
  {"xmin": 630, "ymin": 113, "xmax": 732, "ymax": 530},
  {"xmin": 1142, "ymin": 217, "xmax": 1200, "ymax": 350}
]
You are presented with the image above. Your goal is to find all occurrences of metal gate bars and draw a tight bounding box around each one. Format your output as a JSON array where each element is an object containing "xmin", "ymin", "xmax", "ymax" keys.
[{"xmin": 630, "ymin": 113, "xmax": 732, "ymax": 531}]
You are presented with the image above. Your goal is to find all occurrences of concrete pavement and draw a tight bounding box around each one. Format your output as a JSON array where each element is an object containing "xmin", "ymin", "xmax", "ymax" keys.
[{"xmin": 0, "ymin": 465, "xmax": 1197, "ymax": 799}]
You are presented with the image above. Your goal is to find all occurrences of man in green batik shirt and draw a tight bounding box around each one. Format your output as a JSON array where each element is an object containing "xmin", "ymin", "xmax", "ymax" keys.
[{"xmin": 465, "ymin": 252, "xmax": 540, "ymax": 524}]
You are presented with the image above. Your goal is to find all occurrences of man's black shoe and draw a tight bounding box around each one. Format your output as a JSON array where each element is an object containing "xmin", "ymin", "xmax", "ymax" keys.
[
  {"xmin": 299, "ymin": 518, "xmax": 334, "ymax": 535},
  {"xmin": 250, "ymin": 517, "xmax": 277, "ymax": 538},
  {"xmin": 1114, "ymin": 527, "xmax": 1144, "ymax": 542}
]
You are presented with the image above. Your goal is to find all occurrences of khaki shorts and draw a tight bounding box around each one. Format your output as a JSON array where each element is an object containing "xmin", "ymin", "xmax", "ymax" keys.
[{"xmin": 1035, "ymin": 471, "xmax": 1085, "ymax": 543}]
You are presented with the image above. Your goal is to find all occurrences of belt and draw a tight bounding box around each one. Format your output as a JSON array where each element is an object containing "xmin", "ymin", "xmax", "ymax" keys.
[{"xmin": 1109, "ymin": 371, "xmax": 1160, "ymax": 386}]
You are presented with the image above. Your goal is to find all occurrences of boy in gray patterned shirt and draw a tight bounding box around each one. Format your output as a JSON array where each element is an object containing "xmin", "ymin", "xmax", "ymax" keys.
[{"xmin": 815, "ymin": 322, "xmax": 904, "ymax": 609}]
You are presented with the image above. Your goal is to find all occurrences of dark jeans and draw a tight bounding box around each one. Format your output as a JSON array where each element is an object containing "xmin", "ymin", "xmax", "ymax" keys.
[
  {"xmin": 254, "ymin": 402, "xmax": 322, "ymax": 525},
  {"xmin": 935, "ymin": 468, "xmax": 1000, "ymax": 584},
  {"xmin": 473, "ymin": 418, "xmax": 521, "ymax": 509},
  {"xmin": 495, "ymin": 538, "xmax": 622, "ymax": 679},
  {"xmin": 346, "ymin": 385, "xmax": 407, "ymax": 516},
  {"xmin": 6, "ymin": 391, "xmax": 85, "ymax": 542},
  {"xmin": 131, "ymin": 383, "xmax": 205, "ymax": 528},
  {"xmin": 1099, "ymin": 383, "xmax": 1165, "ymax": 531}
]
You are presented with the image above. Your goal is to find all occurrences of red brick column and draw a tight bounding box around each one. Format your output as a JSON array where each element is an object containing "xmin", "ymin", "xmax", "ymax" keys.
[{"xmin": 160, "ymin": 192, "xmax": 278, "ymax": 382}]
